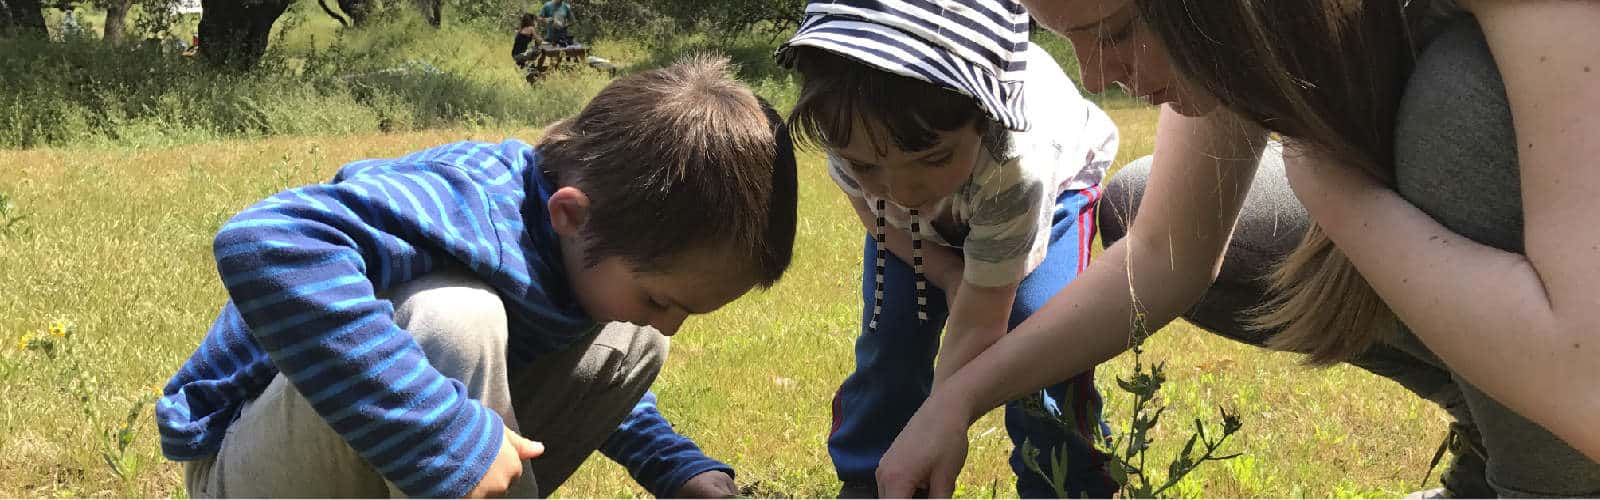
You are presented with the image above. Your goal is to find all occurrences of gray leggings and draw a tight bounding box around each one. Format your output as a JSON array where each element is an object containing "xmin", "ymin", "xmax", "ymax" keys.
[{"xmin": 1096, "ymin": 15, "xmax": 1600, "ymax": 497}]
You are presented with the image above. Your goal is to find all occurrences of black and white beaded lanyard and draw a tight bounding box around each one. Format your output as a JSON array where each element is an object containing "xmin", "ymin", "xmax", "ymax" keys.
[{"xmin": 869, "ymin": 199, "xmax": 927, "ymax": 333}]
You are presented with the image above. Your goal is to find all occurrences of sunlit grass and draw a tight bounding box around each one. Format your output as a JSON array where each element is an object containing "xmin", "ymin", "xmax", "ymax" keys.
[{"xmin": 0, "ymin": 99, "xmax": 1449, "ymax": 498}]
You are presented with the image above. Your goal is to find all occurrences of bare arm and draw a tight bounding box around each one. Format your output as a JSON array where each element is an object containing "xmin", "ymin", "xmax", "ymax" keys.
[
  {"xmin": 941, "ymin": 106, "xmax": 1266, "ymax": 419},
  {"xmin": 934, "ymin": 281, "xmax": 1017, "ymax": 386},
  {"xmin": 877, "ymin": 106, "xmax": 1267, "ymax": 497},
  {"xmin": 1290, "ymin": 0, "xmax": 1600, "ymax": 460},
  {"xmin": 852, "ymin": 193, "xmax": 1039, "ymax": 387}
]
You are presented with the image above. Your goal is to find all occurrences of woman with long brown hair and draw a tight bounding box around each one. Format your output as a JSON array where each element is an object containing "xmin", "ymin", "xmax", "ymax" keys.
[{"xmin": 875, "ymin": 0, "xmax": 1600, "ymax": 496}]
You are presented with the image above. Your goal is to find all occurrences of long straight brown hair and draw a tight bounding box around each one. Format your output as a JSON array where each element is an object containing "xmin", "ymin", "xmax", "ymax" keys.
[{"xmin": 1135, "ymin": 0, "xmax": 1431, "ymax": 364}]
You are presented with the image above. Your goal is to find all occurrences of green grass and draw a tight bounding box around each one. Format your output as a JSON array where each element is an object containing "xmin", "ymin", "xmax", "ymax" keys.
[
  {"xmin": 1, "ymin": 9, "xmax": 1448, "ymax": 497},
  {"xmin": 0, "ymin": 102, "xmax": 1451, "ymax": 497}
]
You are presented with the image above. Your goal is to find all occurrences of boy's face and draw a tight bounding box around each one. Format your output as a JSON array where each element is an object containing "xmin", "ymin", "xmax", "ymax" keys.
[
  {"xmin": 567, "ymin": 249, "xmax": 756, "ymax": 337},
  {"xmin": 547, "ymin": 186, "xmax": 758, "ymax": 336},
  {"xmin": 832, "ymin": 117, "xmax": 984, "ymax": 211}
]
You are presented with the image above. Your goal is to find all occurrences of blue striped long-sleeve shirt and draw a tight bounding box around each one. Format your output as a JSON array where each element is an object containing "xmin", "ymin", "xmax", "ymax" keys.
[
  {"xmin": 157, "ymin": 140, "xmax": 727, "ymax": 497},
  {"xmin": 602, "ymin": 392, "xmax": 735, "ymax": 496}
]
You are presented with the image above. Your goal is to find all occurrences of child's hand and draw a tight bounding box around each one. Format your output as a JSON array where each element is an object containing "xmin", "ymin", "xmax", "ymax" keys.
[
  {"xmin": 466, "ymin": 426, "xmax": 544, "ymax": 498},
  {"xmin": 676, "ymin": 470, "xmax": 739, "ymax": 498}
]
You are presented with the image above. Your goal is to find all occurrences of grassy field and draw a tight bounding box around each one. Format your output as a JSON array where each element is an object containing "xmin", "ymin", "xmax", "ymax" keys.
[{"xmin": 0, "ymin": 99, "xmax": 1454, "ymax": 497}]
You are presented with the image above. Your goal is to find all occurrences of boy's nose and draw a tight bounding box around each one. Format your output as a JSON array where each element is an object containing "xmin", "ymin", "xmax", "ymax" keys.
[
  {"xmin": 652, "ymin": 311, "xmax": 687, "ymax": 337},
  {"xmin": 886, "ymin": 184, "xmax": 927, "ymax": 209}
]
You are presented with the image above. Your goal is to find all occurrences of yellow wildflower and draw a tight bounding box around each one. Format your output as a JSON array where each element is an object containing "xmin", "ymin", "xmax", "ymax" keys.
[
  {"xmin": 48, "ymin": 319, "xmax": 73, "ymax": 338},
  {"xmin": 17, "ymin": 332, "xmax": 32, "ymax": 351}
]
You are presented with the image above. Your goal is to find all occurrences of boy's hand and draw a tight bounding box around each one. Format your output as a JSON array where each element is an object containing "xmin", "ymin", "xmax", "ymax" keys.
[
  {"xmin": 466, "ymin": 426, "xmax": 544, "ymax": 498},
  {"xmin": 676, "ymin": 470, "xmax": 739, "ymax": 498}
]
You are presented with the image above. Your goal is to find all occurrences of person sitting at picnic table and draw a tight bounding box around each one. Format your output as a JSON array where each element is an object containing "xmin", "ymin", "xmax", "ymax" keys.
[
  {"xmin": 538, "ymin": 0, "xmax": 575, "ymax": 47},
  {"xmin": 512, "ymin": 13, "xmax": 543, "ymax": 69}
]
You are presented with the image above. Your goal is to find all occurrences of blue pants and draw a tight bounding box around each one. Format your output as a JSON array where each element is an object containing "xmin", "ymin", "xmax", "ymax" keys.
[{"xmin": 828, "ymin": 187, "xmax": 1117, "ymax": 498}]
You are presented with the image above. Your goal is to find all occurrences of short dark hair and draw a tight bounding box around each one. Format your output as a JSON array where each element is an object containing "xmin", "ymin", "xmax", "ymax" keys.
[
  {"xmin": 784, "ymin": 46, "xmax": 1010, "ymax": 162},
  {"xmin": 538, "ymin": 54, "xmax": 798, "ymax": 287},
  {"xmin": 519, "ymin": 13, "xmax": 538, "ymax": 28}
]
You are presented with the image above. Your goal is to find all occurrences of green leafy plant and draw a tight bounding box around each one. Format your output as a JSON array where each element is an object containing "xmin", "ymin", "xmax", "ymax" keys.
[
  {"xmin": 103, "ymin": 397, "xmax": 151, "ymax": 479},
  {"xmin": 1021, "ymin": 296, "xmax": 1244, "ymax": 498},
  {"xmin": 15, "ymin": 318, "xmax": 153, "ymax": 481},
  {"xmin": 0, "ymin": 190, "xmax": 28, "ymax": 237}
]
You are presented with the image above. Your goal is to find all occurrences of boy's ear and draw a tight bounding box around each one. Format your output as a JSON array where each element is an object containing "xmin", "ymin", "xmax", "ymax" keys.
[{"xmin": 547, "ymin": 186, "xmax": 590, "ymax": 237}]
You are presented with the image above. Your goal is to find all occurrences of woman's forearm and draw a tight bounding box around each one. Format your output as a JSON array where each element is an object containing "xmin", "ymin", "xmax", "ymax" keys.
[
  {"xmin": 939, "ymin": 235, "xmax": 1214, "ymax": 421},
  {"xmin": 1293, "ymin": 150, "xmax": 1600, "ymax": 460},
  {"xmin": 1290, "ymin": 1, "xmax": 1600, "ymax": 459},
  {"xmin": 936, "ymin": 107, "xmax": 1268, "ymax": 422}
]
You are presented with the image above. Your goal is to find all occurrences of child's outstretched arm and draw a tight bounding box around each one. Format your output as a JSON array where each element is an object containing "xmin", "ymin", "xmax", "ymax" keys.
[
  {"xmin": 933, "ymin": 280, "xmax": 1018, "ymax": 385},
  {"xmin": 847, "ymin": 196, "xmax": 1012, "ymax": 385},
  {"xmin": 600, "ymin": 391, "xmax": 738, "ymax": 498},
  {"xmin": 208, "ymin": 148, "xmax": 537, "ymax": 497},
  {"xmin": 877, "ymin": 108, "xmax": 1267, "ymax": 498}
]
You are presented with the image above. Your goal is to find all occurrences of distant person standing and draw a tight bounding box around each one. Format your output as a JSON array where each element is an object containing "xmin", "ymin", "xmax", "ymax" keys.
[
  {"xmin": 538, "ymin": 0, "xmax": 575, "ymax": 47},
  {"xmin": 58, "ymin": 5, "xmax": 84, "ymax": 40}
]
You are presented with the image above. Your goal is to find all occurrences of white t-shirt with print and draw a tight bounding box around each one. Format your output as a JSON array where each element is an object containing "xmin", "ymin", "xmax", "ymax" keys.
[{"xmin": 828, "ymin": 45, "xmax": 1119, "ymax": 288}]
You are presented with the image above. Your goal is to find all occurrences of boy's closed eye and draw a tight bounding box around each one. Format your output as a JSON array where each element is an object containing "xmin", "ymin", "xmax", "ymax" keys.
[
  {"xmin": 846, "ymin": 149, "xmax": 952, "ymax": 171},
  {"xmin": 919, "ymin": 150, "xmax": 954, "ymax": 167},
  {"xmin": 646, "ymin": 294, "xmax": 670, "ymax": 311}
]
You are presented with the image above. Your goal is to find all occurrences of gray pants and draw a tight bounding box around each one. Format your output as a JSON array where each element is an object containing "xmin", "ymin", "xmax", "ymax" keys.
[
  {"xmin": 1096, "ymin": 15, "xmax": 1600, "ymax": 496},
  {"xmin": 184, "ymin": 269, "xmax": 667, "ymax": 498}
]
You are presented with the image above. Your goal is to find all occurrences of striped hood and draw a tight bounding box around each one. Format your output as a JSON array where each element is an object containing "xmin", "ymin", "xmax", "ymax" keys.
[{"xmin": 777, "ymin": 0, "xmax": 1033, "ymax": 131}]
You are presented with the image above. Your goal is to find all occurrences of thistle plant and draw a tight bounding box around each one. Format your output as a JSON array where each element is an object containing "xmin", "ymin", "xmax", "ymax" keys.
[
  {"xmin": 14, "ymin": 318, "xmax": 153, "ymax": 481},
  {"xmin": 1020, "ymin": 282, "xmax": 1244, "ymax": 498},
  {"xmin": 0, "ymin": 190, "xmax": 27, "ymax": 237}
]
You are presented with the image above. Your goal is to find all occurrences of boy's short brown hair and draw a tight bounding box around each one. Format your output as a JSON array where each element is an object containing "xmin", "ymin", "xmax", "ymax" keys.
[
  {"xmin": 538, "ymin": 54, "xmax": 797, "ymax": 287},
  {"xmin": 785, "ymin": 46, "xmax": 1010, "ymax": 162}
]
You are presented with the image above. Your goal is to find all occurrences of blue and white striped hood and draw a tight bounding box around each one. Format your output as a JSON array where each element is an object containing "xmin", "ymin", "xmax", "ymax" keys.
[{"xmin": 777, "ymin": 0, "xmax": 1033, "ymax": 131}]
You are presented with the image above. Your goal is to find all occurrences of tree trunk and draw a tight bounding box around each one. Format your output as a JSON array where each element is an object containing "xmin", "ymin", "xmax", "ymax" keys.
[
  {"xmin": 0, "ymin": 0, "xmax": 47, "ymax": 37},
  {"xmin": 101, "ymin": 0, "xmax": 132, "ymax": 44},
  {"xmin": 336, "ymin": 0, "xmax": 367, "ymax": 26},
  {"xmin": 411, "ymin": 0, "xmax": 438, "ymax": 27},
  {"xmin": 197, "ymin": 0, "xmax": 290, "ymax": 70}
]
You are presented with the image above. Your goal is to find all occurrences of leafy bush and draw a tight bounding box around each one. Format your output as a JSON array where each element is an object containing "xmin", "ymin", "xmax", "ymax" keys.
[{"xmin": 0, "ymin": 11, "xmax": 611, "ymax": 148}]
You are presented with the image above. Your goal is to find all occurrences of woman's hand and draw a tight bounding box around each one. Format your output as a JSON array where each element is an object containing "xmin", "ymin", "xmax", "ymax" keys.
[{"xmin": 876, "ymin": 390, "xmax": 974, "ymax": 498}]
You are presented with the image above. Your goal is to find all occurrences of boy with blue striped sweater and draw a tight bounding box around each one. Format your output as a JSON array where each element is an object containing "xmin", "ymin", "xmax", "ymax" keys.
[{"xmin": 157, "ymin": 56, "xmax": 798, "ymax": 498}]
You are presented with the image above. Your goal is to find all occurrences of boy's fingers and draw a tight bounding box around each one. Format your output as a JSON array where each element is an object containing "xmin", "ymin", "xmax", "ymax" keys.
[{"xmin": 506, "ymin": 428, "xmax": 545, "ymax": 459}]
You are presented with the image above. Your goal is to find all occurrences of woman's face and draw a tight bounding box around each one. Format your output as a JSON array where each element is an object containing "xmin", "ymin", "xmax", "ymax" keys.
[{"xmin": 1024, "ymin": 0, "xmax": 1219, "ymax": 116}]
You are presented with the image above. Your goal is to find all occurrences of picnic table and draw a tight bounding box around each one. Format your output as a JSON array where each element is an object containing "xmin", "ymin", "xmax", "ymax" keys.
[
  {"xmin": 520, "ymin": 43, "xmax": 617, "ymax": 81},
  {"xmin": 530, "ymin": 43, "xmax": 588, "ymax": 71}
]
